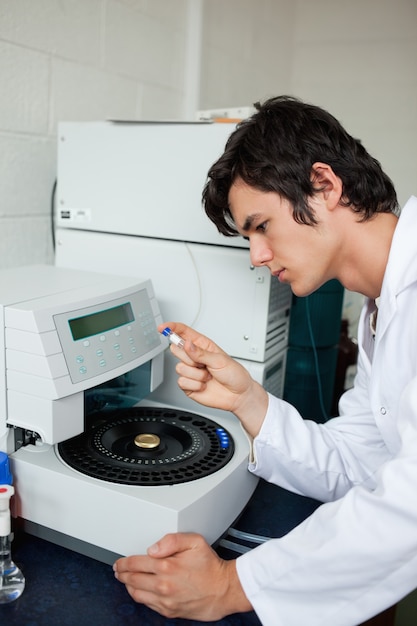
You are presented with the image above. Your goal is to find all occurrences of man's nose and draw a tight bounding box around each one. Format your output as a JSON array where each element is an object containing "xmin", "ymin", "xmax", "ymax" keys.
[{"xmin": 250, "ymin": 242, "xmax": 272, "ymax": 267}]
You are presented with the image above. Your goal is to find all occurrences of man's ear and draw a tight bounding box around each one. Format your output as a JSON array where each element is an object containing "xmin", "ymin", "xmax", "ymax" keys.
[{"xmin": 310, "ymin": 162, "xmax": 343, "ymax": 209}]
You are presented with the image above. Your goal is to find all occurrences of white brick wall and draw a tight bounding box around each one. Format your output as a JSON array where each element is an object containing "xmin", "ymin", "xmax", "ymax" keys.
[
  {"xmin": 0, "ymin": 0, "xmax": 415, "ymax": 270},
  {"xmin": 201, "ymin": 0, "xmax": 417, "ymax": 208},
  {"xmin": 290, "ymin": 0, "xmax": 417, "ymax": 208},
  {"xmin": 0, "ymin": 0, "xmax": 188, "ymax": 269},
  {"xmin": 201, "ymin": 0, "xmax": 296, "ymax": 106}
]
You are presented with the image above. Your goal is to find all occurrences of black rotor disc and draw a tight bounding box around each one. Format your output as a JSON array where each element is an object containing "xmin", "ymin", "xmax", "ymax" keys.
[{"xmin": 58, "ymin": 406, "xmax": 234, "ymax": 486}]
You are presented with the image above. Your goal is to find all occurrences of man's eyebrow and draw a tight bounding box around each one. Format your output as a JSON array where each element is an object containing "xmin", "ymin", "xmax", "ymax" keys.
[{"xmin": 242, "ymin": 213, "xmax": 261, "ymax": 232}]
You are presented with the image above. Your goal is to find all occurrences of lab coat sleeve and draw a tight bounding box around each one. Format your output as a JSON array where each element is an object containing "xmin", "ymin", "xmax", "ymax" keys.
[
  {"xmin": 237, "ymin": 375, "xmax": 417, "ymax": 626},
  {"xmin": 249, "ymin": 380, "xmax": 392, "ymax": 502}
]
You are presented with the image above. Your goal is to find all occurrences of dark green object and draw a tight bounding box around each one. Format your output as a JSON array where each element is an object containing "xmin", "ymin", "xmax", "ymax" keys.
[
  {"xmin": 284, "ymin": 346, "xmax": 339, "ymax": 422},
  {"xmin": 284, "ymin": 280, "xmax": 344, "ymax": 422},
  {"xmin": 289, "ymin": 279, "xmax": 344, "ymax": 348}
]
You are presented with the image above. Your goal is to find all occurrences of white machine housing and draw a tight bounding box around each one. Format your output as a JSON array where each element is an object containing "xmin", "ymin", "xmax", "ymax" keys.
[
  {"xmin": 0, "ymin": 265, "xmax": 164, "ymax": 450},
  {"xmin": 1, "ymin": 265, "xmax": 257, "ymax": 563},
  {"xmin": 56, "ymin": 120, "xmax": 244, "ymax": 247},
  {"xmin": 56, "ymin": 229, "xmax": 290, "ymax": 366}
]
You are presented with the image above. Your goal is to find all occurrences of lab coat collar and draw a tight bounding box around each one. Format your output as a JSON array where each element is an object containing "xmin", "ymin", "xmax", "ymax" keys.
[{"xmin": 377, "ymin": 196, "xmax": 417, "ymax": 341}]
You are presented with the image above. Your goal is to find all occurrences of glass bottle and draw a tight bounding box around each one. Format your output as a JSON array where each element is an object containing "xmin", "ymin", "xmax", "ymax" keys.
[{"xmin": 0, "ymin": 485, "xmax": 25, "ymax": 604}]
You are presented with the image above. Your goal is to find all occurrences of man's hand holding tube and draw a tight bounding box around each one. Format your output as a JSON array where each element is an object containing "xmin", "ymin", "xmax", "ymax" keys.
[
  {"xmin": 113, "ymin": 322, "xmax": 269, "ymax": 619},
  {"xmin": 160, "ymin": 322, "xmax": 269, "ymax": 439}
]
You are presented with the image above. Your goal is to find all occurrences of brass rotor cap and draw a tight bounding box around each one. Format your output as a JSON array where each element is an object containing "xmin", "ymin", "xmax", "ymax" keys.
[{"xmin": 134, "ymin": 433, "xmax": 161, "ymax": 449}]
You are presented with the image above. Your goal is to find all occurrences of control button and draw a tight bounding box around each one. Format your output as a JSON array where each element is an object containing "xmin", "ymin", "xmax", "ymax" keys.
[
  {"xmin": 100, "ymin": 335, "xmax": 106, "ymax": 342},
  {"xmin": 96, "ymin": 349, "xmax": 103, "ymax": 357},
  {"xmin": 75, "ymin": 355, "xmax": 84, "ymax": 364},
  {"xmin": 128, "ymin": 337, "xmax": 134, "ymax": 344},
  {"xmin": 131, "ymin": 346, "xmax": 137, "ymax": 353},
  {"xmin": 113, "ymin": 343, "xmax": 120, "ymax": 350},
  {"xmin": 116, "ymin": 353, "xmax": 123, "ymax": 360},
  {"xmin": 114, "ymin": 330, "xmax": 120, "ymax": 337},
  {"xmin": 83, "ymin": 340, "xmax": 90, "ymax": 347},
  {"xmin": 99, "ymin": 359, "xmax": 106, "ymax": 367},
  {"xmin": 79, "ymin": 366, "xmax": 87, "ymax": 375}
]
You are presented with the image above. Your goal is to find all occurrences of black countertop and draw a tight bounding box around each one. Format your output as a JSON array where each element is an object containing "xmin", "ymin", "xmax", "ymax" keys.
[{"xmin": 2, "ymin": 480, "xmax": 321, "ymax": 626}]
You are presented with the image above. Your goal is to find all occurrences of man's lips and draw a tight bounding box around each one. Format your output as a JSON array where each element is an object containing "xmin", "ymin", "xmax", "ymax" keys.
[{"xmin": 273, "ymin": 269, "xmax": 285, "ymax": 281}]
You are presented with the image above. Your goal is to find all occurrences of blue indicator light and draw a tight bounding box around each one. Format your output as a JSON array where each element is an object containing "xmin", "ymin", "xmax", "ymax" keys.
[{"xmin": 216, "ymin": 427, "xmax": 230, "ymax": 449}]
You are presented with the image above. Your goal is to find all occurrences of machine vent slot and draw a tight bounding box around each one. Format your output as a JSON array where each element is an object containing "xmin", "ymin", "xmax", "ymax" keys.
[
  {"xmin": 265, "ymin": 319, "xmax": 289, "ymax": 359},
  {"xmin": 263, "ymin": 281, "xmax": 292, "ymax": 358}
]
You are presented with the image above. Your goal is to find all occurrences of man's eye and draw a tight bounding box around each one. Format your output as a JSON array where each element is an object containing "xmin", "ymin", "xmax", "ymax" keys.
[{"xmin": 256, "ymin": 222, "xmax": 267, "ymax": 232}]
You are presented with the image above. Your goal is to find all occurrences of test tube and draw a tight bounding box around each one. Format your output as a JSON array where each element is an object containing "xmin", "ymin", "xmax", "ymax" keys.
[{"xmin": 160, "ymin": 327, "xmax": 185, "ymax": 349}]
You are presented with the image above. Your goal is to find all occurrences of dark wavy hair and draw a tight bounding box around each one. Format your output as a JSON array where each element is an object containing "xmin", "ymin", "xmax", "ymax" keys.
[{"xmin": 202, "ymin": 96, "xmax": 399, "ymax": 236}]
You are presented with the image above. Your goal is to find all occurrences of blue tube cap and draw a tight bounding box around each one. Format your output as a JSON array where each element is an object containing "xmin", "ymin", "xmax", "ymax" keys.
[{"xmin": 0, "ymin": 451, "xmax": 12, "ymax": 485}]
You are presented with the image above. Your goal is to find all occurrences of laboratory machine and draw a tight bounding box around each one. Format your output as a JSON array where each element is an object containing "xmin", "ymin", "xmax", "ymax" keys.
[{"xmin": 0, "ymin": 265, "xmax": 257, "ymax": 564}]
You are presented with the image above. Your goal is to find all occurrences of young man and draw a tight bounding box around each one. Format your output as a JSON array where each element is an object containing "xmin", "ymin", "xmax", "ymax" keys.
[{"xmin": 114, "ymin": 96, "xmax": 417, "ymax": 626}]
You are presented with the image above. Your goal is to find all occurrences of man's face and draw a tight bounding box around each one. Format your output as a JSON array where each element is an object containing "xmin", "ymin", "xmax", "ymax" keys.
[{"xmin": 228, "ymin": 178, "xmax": 336, "ymax": 297}]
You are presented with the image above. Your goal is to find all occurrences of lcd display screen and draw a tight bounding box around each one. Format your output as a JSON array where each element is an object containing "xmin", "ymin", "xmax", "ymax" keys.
[{"xmin": 69, "ymin": 302, "xmax": 135, "ymax": 340}]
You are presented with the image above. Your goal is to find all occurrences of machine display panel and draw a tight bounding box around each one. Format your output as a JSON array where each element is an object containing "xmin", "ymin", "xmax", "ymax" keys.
[
  {"xmin": 68, "ymin": 302, "xmax": 134, "ymax": 341},
  {"xmin": 54, "ymin": 286, "xmax": 160, "ymax": 385}
]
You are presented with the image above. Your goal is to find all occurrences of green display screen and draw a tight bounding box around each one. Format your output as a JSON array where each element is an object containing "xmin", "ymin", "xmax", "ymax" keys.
[{"xmin": 68, "ymin": 302, "xmax": 135, "ymax": 340}]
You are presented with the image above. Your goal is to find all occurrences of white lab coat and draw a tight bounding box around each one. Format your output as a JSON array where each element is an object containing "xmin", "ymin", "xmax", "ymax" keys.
[{"xmin": 236, "ymin": 196, "xmax": 417, "ymax": 626}]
